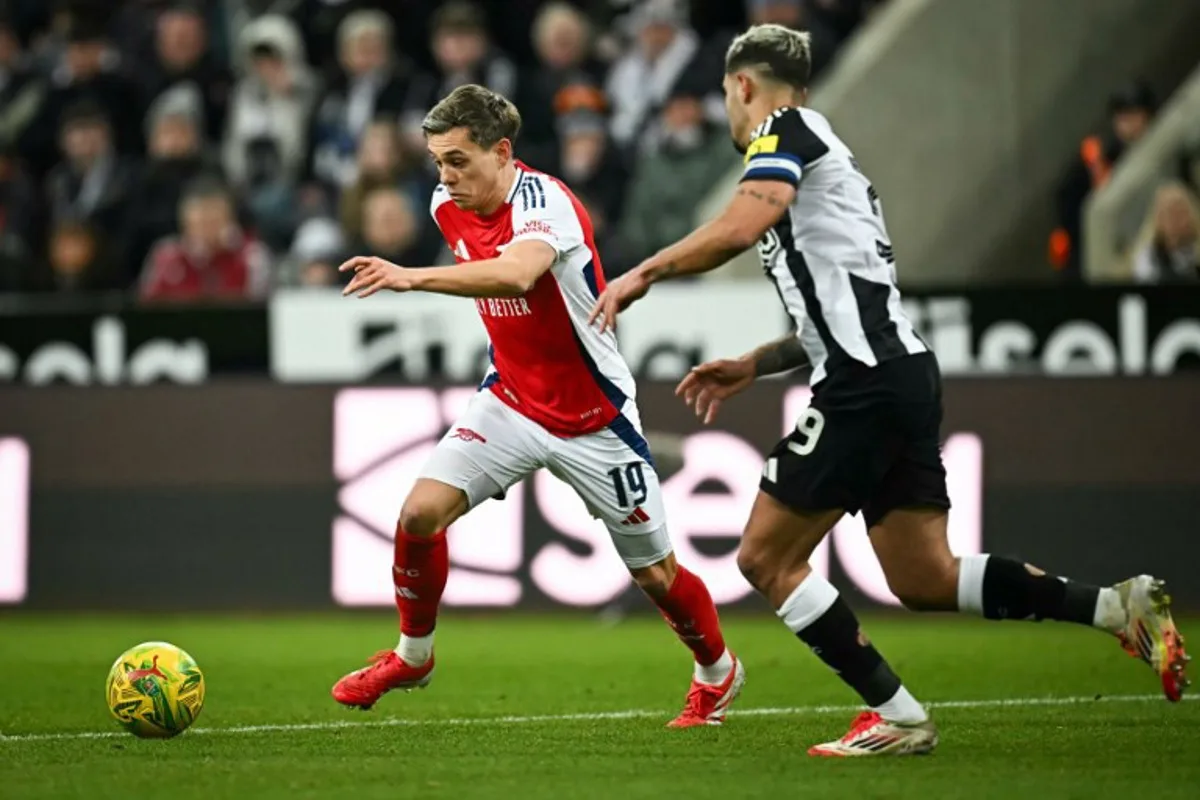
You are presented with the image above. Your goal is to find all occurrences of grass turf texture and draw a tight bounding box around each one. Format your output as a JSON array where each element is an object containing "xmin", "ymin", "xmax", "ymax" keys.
[{"xmin": 1, "ymin": 613, "xmax": 1197, "ymax": 799}]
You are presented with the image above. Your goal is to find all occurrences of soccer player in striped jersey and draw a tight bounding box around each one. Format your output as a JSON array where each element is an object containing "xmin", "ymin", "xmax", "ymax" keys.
[{"xmin": 591, "ymin": 23, "xmax": 1189, "ymax": 756}]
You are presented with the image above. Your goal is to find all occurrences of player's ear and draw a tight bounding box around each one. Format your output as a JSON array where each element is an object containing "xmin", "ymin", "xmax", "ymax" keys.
[
  {"xmin": 734, "ymin": 72, "xmax": 752, "ymax": 105},
  {"xmin": 494, "ymin": 137, "xmax": 513, "ymax": 167}
]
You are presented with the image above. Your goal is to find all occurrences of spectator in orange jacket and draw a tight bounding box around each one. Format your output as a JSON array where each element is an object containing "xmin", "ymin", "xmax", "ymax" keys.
[
  {"xmin": 139, "ymin": 176, "xmax": 270, "ymax": 301},
  {"xmin": 1049, "ymin": 81, "xmax": 1156, "ymax": 279}
]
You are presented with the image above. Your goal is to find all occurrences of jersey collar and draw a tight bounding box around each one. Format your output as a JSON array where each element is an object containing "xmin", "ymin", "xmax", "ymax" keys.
[
  {"xmin": 503, "ymin": 164, "xmax": 527, "ymax": 206},
  {"xmin": 751, "ymin": 106, "xmax": 796, "ymax": 139}
]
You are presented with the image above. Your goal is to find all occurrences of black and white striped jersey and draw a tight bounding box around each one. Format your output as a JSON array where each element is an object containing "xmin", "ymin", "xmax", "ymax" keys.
[{"xmin": 742, "ymin": 106, "xmax": 927, "ymax": 385}]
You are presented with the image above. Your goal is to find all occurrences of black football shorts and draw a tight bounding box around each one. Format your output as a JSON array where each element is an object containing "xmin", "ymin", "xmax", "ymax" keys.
[{"xmin": 760, "ymin": 352, "xmax": 951, "ymax": 528}]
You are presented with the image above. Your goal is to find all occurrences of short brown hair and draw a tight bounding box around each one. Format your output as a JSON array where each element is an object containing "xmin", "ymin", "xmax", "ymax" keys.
[{"xmin": 421, "ymin": 84, "xmax": 522, "ymax": 149}]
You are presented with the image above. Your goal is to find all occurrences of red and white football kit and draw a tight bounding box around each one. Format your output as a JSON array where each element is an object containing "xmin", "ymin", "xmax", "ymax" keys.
[
  {"xmin": 419, "ymin": 162, "xmax": 669, "ymax": 567},
  {"xmin": 331, "ymin": 164, "xmax": 744, "ymax": 726}
]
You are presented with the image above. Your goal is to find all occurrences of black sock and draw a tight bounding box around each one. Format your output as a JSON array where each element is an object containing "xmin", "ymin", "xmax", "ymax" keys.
[
  {"xmin": 981, "ymin": 557, "xmax": 1100, "ymax": 624},
  {"xmin": 794, "ymin": 596, "xmax": 903, "ymax": 707}
]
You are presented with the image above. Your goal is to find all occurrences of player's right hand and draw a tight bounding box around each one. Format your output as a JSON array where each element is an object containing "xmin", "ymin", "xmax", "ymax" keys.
[{"xmin": 675, "ymin": 357, "xmax": 756, "ymax": 425}]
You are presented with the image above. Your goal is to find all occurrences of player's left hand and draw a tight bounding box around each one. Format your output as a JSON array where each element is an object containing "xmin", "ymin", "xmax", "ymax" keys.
[
  {"xmin": 675, "ymin": 357, "xmax": 756, "ymax": 424},
  {"xmin": 339, "ymin": 256, "xmax": 417, "ymax": 298},
  {"xmin": 588, "ymin": 269, "xmax": 650, "ymax": 333}
]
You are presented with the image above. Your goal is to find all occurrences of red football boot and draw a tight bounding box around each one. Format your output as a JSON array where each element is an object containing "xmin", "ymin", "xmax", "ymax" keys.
[
  {"xmin": 331, "ymin": 650, "xmax": 434, "ymax": 710},
  {"xmin": 667, "ymin": 653, "xmax": 746, "ymax": 728}
]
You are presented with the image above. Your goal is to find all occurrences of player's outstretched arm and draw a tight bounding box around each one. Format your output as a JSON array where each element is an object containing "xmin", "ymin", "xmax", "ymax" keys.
[
  {"xmin": 340, "ymin": 241, "xmax": 556, "ymax": 299},
  {"xmin": 675, "ymin": 334, "xmax": 808, "ymax": 424},
  {"xmin": 589, "ymin": 180, "xmax": 795, "ymax": 332}
]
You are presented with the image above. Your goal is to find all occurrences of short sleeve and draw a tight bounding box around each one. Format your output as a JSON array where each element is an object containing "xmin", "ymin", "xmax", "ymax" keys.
[
  {"xmin": 430, "ymin": 184, "xmax": 452, "ymax": 231},
  {"xmin": 509, "ymin": 173, "xmax": 585, "ymax": 257},
  {"xmin": 741, "ymin": 109, "xmax": 830, "ymax": 187}
]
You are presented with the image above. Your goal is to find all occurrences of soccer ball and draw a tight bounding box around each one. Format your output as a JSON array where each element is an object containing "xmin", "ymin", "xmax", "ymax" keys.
[{"xmin": 105, "ymin": 641, "xmax": 205, "ymax": 738}]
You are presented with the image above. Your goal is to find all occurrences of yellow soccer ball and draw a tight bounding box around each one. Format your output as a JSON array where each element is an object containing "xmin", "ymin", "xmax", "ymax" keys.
[{"xmin": 105, "ymin": 641, "xmax": 205, "ymax": 738}]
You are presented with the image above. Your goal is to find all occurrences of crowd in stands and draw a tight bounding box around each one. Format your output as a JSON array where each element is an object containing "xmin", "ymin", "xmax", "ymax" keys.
[
  {"xmin": 1050, "ymin": 79, "xmax": 1200, "ymax": 284},
  {"xmin": 0, "ymin": 0, "xmax": 883, "ymax": 301}
]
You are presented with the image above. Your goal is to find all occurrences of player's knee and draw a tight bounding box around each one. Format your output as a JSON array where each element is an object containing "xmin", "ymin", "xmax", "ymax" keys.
[
  {"xmin": 398, "ymin": 501, "xmax": 443, "ymax": 537},
  {"xmin": 630, "ymin": 557, "xmax": 677, "ymax": 600},
  {"xmin": 398, "ymin": 484, "xmax": 466, "ymax": 536},
  {"xmin": 736, "ymin": 544, "xmax": 776, "ymax": 593}
]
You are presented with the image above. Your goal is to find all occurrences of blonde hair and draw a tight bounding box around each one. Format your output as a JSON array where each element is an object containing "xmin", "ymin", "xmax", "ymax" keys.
[
  {"xmin": 338, "ymin": 10, "xmax": 393, "ymax": 51},
  {"xmin": 725, "ymin": 23, "xmax": 812, "ymax": 89},
  {"xmin": 1128, "ymin": 180, "xmax": 1200, "ymax": 278},
  {"xmin": 533, "ymin": 2, "xmax": 591, "ymax": 52}
]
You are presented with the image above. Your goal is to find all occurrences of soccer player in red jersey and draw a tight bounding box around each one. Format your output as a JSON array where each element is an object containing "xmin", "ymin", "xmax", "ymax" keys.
[{"xmin": 330, "ymin": 85, "xmax": 744, "ymax": 727}]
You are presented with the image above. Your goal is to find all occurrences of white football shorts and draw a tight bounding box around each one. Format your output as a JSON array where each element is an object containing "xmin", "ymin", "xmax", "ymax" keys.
[{"xmin": 419, "ymin": 389, "xmax": 672, "ymax": 569}]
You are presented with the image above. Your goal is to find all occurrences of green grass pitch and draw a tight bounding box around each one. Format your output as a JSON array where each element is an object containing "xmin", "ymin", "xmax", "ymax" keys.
[{"xmin": 1, "ymin": 612, "xmax": 1197, "ymax": 799}]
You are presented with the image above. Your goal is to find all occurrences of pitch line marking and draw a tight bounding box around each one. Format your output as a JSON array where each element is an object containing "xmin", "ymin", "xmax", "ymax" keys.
[{"xmin": 0, "ymin": 692, "xmax": 1192, "ymax": 743}]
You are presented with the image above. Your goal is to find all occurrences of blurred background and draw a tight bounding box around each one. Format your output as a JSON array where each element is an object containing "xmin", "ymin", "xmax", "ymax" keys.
[{"xmin": 0, "ymin": 0, "xmax": 1198, "ymax": 615}]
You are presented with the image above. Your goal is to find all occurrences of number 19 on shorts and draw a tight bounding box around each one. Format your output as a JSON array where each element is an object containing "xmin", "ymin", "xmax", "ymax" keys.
[{"xmin": 608, "ymin": 462, "xmax": 648, "ymax": 508}]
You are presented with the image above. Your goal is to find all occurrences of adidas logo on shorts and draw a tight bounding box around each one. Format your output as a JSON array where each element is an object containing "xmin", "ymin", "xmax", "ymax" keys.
[{"xmin": 619, "ymin": 506, "xmax": 650, "ymax": 526}]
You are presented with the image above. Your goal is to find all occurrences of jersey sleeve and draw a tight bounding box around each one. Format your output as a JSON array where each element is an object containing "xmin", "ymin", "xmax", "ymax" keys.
[
  {"xmin": 741, "ymin": 109, "xmax": 830, "ymax": 187},
  {"xmin": 508, "ymin": 174, "xmax": 585, "ymax": 257},
  {"xmin": 429, "ymin": 184, "xmax": 452, "ymax": 234}
]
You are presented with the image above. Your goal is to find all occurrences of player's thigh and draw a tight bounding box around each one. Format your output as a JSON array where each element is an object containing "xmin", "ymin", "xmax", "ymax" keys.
[
  {"xmin": 860, "ymin": 352, "xmax": 950, "ymax": 529},
  {"xmin": 547, "ymin": 419, "xmax": 671, "ymax": 571},
  {"xmin": 418, "ymin": 390, "xmax": 547, "ymax": 511},
  {"xmin": 868, "ymin": 507, "xmax": 956, "ymax": 610},
  {"xmin": 739, "ymin": 490, "xmax": 843, "ymax": 607}
]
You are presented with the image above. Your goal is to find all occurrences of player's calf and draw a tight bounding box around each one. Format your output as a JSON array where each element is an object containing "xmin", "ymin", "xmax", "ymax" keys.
[
  {"xmin": 632, "ymin": 554, "xmax": 731, "ymax": 678},
  {"xmin": 628, "ymin": 553, "xmax": 742, "ymax": 727},
  {"xmin": 884, "ymin": 564, "xmax": 959, "ymax": 612},
  {"xmin": 872, "ymin": 509, "xmax": 1117, "ymax": 627},
  {"xmin": 743, "ymin": 493, "xmax": 929, "ymax": 736},
  {"xmin": 957, "ymin": 554, "xmax": 1119, "ymax": 628}
]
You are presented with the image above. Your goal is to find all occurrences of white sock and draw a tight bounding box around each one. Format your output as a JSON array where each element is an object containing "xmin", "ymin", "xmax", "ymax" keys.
[
  {"xmin": 395, "ymin": 633, "xmax": 433, "ymax": 667},
  {"xmin": 956, "ymin": 554, "xmax": 989, "ymax": 615},
  {"xmin": 694, "ymin": 648, "xmax": 734, "ymax": 685},
  {"xmin": 776, "ymin": 572, "xmax": 840, "ymax": 633},
  {"xmin": 1093, "ymin": 587, "xmax": 1126, "ymax": 631},
  {"xmin": 872, "ymin": 685, "xmax": 928, "ymax": 724}
]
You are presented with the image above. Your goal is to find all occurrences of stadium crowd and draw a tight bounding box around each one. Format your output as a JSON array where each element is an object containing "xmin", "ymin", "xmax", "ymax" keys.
[
  {"xmin": 1050, "ymin": 80, "xmax": 1200, "ymax": 284},
  {"xmin": 0, "ymin": 0, "xmax": 885, "ymax": 300}
]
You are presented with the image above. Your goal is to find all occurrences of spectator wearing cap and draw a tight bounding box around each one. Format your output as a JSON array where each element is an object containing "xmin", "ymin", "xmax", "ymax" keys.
[
  {"xmin": 20, "ymin": 13, "xmax": 147, "ymax": 177},
  {"xmin": 615, "ymin": 74, "xmax": 740, "ymax": 268},
  {"xmin": 750, "ymin": 0, "xmax": 839, "ymax": 80},
  {"xmin": 139, "ymin": 175, "xmax": 271, "ymax": 301},
  {"xmin": 138, "ymin": 1, "xmax": 234, "ymax": 144},
  {"xmin": 122, "ymin": 84, "xmax": 223, "ymax": 275},
  {"xmin": 605, "ymin": 0, "xmax": 719, "ymax": 155},
  {"xmin": 402, "ymin": 2, "xmax": 518, "ymax": 155},
  {"xmin": 518, "ymin": 2, "xmax": 606, "ymax": 173},
  {"xmin": 310, "ymin": 10, "xmax": 417, "ymax": 191},
  {"xmin": 44, "ymin": 100, "xmax": 136, "ymax": 244},
  {"xmin": 1049, "ymin": 80, "xmax": 1157, "ymax": 279},
  {"xmin": 223, "ymin": 14, "xmax": 320, "ymax": 249}
]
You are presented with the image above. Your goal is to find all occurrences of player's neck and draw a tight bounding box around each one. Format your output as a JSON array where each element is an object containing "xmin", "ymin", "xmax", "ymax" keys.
[
  {"xmin": 748, "ymin": 91, "xmax": 805, "ymax": 131},
  {"xmin": 476, "ymin": 162, "xmax": 520, "ymax": 217}
]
